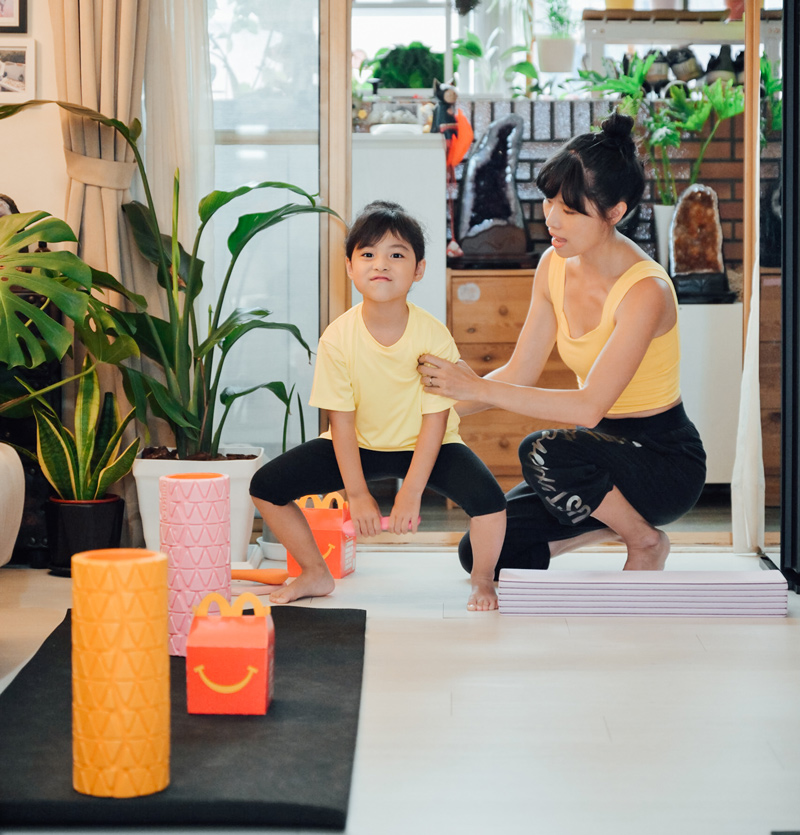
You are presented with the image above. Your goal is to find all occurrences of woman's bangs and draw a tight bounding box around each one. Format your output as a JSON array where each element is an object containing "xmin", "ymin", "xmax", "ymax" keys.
[{"xmin": 537, "ymin": 151, "xmax": 588, "ymax": 214}]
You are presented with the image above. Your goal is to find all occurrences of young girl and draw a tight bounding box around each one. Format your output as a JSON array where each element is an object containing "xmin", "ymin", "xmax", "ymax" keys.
[
  {"xmin": 418, "ymin": 113, "xmax": 706, "ymax": 575},
  {"xmin": 250, "ymin": 201, "xmax": 507, "ymax": 609}
]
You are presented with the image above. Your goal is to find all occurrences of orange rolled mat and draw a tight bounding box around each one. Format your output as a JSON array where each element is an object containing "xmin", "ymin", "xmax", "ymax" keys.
[
  {"xmin": 71, "ymin": 548, "xmax": 170, "ymax": 798},
  {"xmin": 231, "ymin": 568, "xmax": 289, "ymax": 585}
]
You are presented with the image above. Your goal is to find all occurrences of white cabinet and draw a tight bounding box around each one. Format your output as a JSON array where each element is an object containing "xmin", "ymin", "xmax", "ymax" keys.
[
  {"xmin": 351, "ymin": 132, "xmax": 447, "ymax": 322},
  {"xmin": 679, "ymin": 303, "xmax": 742, "ymax": 484}
]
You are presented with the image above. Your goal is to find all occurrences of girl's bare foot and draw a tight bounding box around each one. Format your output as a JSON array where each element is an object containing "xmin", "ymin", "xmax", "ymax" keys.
[
  {"xmin": 468, "ymin": 578, "xmax": 498, "ymax": 611},
  {"xmin": 623, "ymin": 528, "xmax": 670, "ymax": 571},
  {"xmin": 269, "ymin": 567, "xmax": 335, "ymax": 604}
]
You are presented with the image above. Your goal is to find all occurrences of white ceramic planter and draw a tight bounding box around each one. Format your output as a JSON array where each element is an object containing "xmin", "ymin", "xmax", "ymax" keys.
[
  {"xmin": 536, "ymin": 37, "xmax": 577, "ymax": 74},
  {"xmin": 0, "ymin": 443, "xmax": 25, "ymax": 568},
  {"xmin": 132, "ymin": 445, "xmax": 264, "ymax": 564},
  {"xmin": 652, "ymin": 203, "xmax": 676, "ymax": 273}
]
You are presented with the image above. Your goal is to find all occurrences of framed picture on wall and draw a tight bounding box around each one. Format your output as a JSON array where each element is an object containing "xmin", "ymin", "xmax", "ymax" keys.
[
  {"xmin": 0, "ymin": 0, "xmax": 27, "ymax": 34},
  {"xmin": 0, "ymin": 37, "xmax": 34, "ymax": 101}
]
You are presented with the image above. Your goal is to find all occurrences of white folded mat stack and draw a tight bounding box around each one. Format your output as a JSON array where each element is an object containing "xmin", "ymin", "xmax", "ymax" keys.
[{"xmin": 498, "ymin": 569, "xmax": 789, "ymax": 617}]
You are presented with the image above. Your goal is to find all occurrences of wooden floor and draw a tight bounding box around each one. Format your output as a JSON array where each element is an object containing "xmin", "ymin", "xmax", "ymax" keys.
[{"xmin": 1, "ymin": 540, "xmax": 799, "ymax": 835}]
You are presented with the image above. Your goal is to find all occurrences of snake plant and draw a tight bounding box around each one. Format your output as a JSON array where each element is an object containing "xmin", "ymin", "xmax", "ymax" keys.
[{"xmin": 11, "ymin": 356, "xmax": 140, "ymax": 500}]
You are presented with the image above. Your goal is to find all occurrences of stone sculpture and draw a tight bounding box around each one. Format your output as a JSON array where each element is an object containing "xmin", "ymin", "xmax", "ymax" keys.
[{"xmin": 670, "ymin": 183, "xmax": 736, "ymax": 303}]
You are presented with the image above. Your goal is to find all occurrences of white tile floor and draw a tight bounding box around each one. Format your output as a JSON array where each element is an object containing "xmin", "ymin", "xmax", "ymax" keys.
[{"xmin": 2, "ymin": 545, "xmax": 800, "ymax": 835}]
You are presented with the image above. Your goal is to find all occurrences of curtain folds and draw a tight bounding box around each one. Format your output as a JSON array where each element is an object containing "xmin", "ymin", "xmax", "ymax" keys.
[
  {"xmin": 731, "ymin": 260, "xmax": 766, "ymax": 554},
  {"xmin": 49, "ymin": 0, "xmax": 214, "ymax": 545}
]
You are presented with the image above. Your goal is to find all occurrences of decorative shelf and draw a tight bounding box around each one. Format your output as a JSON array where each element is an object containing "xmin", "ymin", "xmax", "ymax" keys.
[{"xmin": 581, "ymin": 9, "xmax": 782, "ymax": 76}]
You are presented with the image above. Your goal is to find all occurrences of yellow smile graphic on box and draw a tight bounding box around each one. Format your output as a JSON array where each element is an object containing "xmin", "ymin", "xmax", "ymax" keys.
[{"xmin": 193, "ymin": 664, "xmax": 259, "ymax": 694}]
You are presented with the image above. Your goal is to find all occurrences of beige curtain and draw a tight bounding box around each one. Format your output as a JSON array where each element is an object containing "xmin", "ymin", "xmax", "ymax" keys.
[{"xmin": 48, "ymin": 0, "xmax": 152, "ymax": 544}]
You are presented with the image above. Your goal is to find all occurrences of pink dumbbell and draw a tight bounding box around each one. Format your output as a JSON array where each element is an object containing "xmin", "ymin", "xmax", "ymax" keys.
[{"xmin": 342, "ymin": 516, "xmax": 421, "ymax": 536}]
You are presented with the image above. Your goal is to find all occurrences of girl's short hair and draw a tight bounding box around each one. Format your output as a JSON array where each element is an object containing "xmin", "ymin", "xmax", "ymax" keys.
[
  {"xmin": 345, "ymin": 201, "xmax": 426, "ymax": 263},
  {"xmin": 535, "ymin": 112, "xmax": 645, "ymax": 220}
]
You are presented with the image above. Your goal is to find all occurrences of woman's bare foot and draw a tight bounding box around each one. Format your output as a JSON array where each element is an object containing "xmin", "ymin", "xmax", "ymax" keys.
[
  {"xmin": 623, "ymin": 528, "xmax": 670, "ymax": 570},
  {"xmin": 269, "ymin": 567, "xmax": 335, "ymax": 604},
  {"xmin": 468, "ymin": 578, "xmax": 498, "ymax": 611},
  {"xmin": 549, "ymin": 527, "xmax": 622, "ymax": 558}
]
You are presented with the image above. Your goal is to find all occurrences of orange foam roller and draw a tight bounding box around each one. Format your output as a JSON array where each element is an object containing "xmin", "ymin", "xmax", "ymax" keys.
[
  {"xmin": 231, "ymin": 568, "xmax": 289, "ymax": 585},
  {"xmin": 71, "ymin": 548, "xmax": 170, "ymax": 798}
]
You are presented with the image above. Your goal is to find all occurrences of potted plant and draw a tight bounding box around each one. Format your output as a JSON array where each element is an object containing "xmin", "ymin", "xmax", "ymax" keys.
[
  {"xmin": 0, "ymin": 208, "xmax": 141, "ymax": 564},
  {"xmin": 536, "ymin": 0, "xmax": 578, "ymax": 75},
  {"xmin": 363, "ymin": 41, "xmax": 453, "ymax": 95},
  {"xmin": 579, "ymin": 59, "xmax": 745, "ymax": 269},
  {"xmin": 9, "ymin": 357, "xmax": 139, "ymax": 576},
  {"xmin": 452, "ymin": 28, "xmax": 545, "ymax": 99},
  {"xmin": 0, "ymin": 99, "xmax": 340, "ymax": 561}
]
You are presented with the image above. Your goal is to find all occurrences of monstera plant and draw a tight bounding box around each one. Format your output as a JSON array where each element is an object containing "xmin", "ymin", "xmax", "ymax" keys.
[{"xmin": 0, "ymin": 208, "xmax": 141, "ymax": 416}]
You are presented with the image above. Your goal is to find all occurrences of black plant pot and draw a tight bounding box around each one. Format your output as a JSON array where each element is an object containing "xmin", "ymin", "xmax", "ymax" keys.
[{"xmin": 44, "ymin": 495, "xmax": 125, "ymax": 577}]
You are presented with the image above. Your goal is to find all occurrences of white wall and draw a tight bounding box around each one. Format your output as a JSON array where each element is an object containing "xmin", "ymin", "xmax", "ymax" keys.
[{"xmin": 1, "ymin": 6, "xmax": 68, "ymax": 220}]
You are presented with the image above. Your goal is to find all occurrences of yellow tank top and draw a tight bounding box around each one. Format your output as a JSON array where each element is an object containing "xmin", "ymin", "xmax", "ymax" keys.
[{"xmin": 549, "ymin": 256, "xmax": 681, "ymax": 415}]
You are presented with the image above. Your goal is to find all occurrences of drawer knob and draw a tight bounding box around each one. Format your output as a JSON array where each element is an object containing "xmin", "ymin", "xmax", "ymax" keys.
[
  {"xmin": 498, "ymin": 305, "xmax": 509, "ymax": 316},
  {"xmin": 457, "ymin": 282, "xmax": 481, "ymax": 304},
  {"xmin": 499, "ymin": 437, "xmax": 510, "ymax": 449},
  {"xmin": 483, "ymin": 354, "xmax": 493, "ymax": 363}
]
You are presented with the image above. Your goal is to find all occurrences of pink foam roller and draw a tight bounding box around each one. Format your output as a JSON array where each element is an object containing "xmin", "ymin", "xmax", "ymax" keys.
[
  {"xmin": 159, "ymin": 473, "xmax": 231, "ymax": 657},
  {"xmin": 342, "ymin": 515, "xmax": 421, "ymax": 537}
]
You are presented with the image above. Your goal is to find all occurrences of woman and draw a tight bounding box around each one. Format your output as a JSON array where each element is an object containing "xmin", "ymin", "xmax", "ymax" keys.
[{"xmin": 418, "ymin": 112, "xmax": 706, "ymax": 574}]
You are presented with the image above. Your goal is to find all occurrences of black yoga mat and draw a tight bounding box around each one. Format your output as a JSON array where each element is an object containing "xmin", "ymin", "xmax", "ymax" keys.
[{"xmin": 0, "ymin": 606, "xmax": 366, "ymax": 829}]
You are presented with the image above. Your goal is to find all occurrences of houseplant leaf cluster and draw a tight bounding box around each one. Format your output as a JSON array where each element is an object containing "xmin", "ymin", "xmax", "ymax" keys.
[
  {"xmin": 1, "ymin": 99, "xmax": 340, "ymax": 461},
  {"xmin": 364, "ymin": 42, "xmax": 453, "ymax": 90},
  {"xmin": 579, "ymin": 59, "xmax": 746, "ymax": 206},
  {"xmin": 0, "ymin": 208, "xmax": 142, "ymax": 416}
]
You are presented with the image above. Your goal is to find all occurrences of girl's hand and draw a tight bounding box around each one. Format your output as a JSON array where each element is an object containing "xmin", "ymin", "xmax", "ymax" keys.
[
  {"xmin": 418, "ymin": 354, "xmax": 482, "ymax": 401},
  {"xmin": 389, "ymin": 486, "xmax": 422, "ymax": 535},
  {"xmin": 348, "ymin": 493, "xmax": 383, "ymax": 537}
]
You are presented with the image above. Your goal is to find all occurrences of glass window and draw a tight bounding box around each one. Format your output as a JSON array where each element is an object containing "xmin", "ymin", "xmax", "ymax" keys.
[{"xmin": 208, "ymin": 0, "xmax": 321, "ymax": 459}]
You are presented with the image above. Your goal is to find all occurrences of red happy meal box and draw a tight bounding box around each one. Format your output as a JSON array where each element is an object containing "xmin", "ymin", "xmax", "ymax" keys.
[
  {"xmin": 186, "ymin": 592, "xmax": 275, "ymax": 715},
  {"xmin": 286, "ymin": 492, "xmax": 356, "ymax": 579}
]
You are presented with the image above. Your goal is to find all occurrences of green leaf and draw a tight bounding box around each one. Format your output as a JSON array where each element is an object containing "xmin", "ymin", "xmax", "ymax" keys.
[
  {"xmin": 704, "ymin": 79, "xmax": 745, "ymax": 121},
  {"xmin": 0, "ymin": 99, "xmax": 139, "ymax": 145},
  {"xmin": 198, "ymin": 181, "xmax": 319, "ymax": 224},
  {"xmin": 33, "ymin": 408, "xmax": 78, "ymax": 499},
  {"xmin": 93, "ymin": 436, "xmax": 140, "ymax": 499},
  {"xmin": 73, "ymin": 358, "xmax": 100, "ymax": 490},
  {"xmin": 122, "ymin": 202, "xmax": 197, "ymax": 292},
  {"xmin": 227, "ymin": 204, "xmax": 340, "ymax": 261},
  {"xmin": 197, "ymin": 308, "xmax": 312, "ymax": 361},
  {"xmin": 92, "ymin": 392, "xmax": 121, "ymax": 474},
  {"xmin": 112, "ymin": 311, "xmax": 176, "ymax": 367},
  {"xmin": 506, "ymin": 60, "xmax": 538, "ymax": 80},
  {"xmin": 220, "ymin": 380, "xmax": 291, "ymax": 408}
]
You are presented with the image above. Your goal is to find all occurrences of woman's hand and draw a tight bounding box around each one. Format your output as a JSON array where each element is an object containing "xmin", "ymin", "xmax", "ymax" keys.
[{"xmin": 418, "ymin": 354, "xmax": 483, "ymax": 401}]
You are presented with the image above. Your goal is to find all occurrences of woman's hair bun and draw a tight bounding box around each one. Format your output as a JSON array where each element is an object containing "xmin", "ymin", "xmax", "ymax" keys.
[{"xmin": 600, "ymin": 112, "xmax": 635, "ymax": 146}]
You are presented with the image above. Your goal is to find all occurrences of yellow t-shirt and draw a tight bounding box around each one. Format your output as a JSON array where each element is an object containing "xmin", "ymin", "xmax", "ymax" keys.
[
  {"xmin": 549, "ymin": 256, "xmax": 682, "ymax": 415},
  {"xmin": 310, "ymin": 302, "xmax": 463, "ymax": 451}
]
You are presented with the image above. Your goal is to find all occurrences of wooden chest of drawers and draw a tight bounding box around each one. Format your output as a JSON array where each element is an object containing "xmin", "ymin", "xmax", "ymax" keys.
[{"xmin": 447, "ymin": 268, "xmax": 577, "ymax": 492}]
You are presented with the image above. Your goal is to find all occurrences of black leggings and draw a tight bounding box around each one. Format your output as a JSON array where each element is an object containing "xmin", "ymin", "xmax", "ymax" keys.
[
  {"xmin": 458, "ymin": 403, "xmax": 706, "ymax": 577},
  {"xmin": 250, "ymin": 438, "xmax": 507, "ymax": 518}
]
